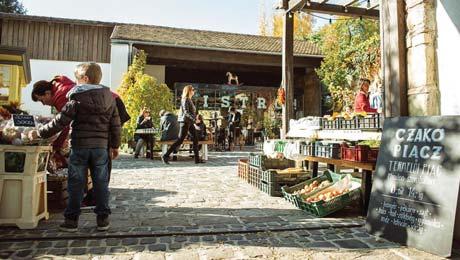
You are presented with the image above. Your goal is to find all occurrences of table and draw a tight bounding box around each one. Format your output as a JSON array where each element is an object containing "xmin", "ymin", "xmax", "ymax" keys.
[
  {"xmin": 134, "ymin": 128, "xmax": 158, "ymax": 159},
  {"xmin": 305, "ymin": 156, "xmax": 375, "ymax": 215}
]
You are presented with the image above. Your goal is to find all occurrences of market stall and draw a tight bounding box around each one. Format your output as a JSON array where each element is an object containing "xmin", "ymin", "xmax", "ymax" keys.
[{"xmin": 238, "ymin": 113, "xmax": 382, "ymax": 217}]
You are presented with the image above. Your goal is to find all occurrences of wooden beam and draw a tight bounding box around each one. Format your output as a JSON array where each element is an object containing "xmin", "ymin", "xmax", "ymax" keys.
[
  {"xmin": 381, "ymin": 0, "xmax": 407, "ymax": 116},
  {"xmin": 344, "ymin": 0, "xmax": 360, "ymax": 7},
  {"xmin": 299, "ymin": 2, "xmax": 379, "ymax": 19},
  {"xmin": 288, "ymin": 0, "xmax": 306, "ymax": 12},
  {"xmin": 282, "ymin": 12, "xmax": 294, "ymax": 137},
  {"xmin": 369, "ymin": 3, "xmax": 379, "ymax": 10},
  {"xmin": 320, "ymin": 0, "xmax": 330, "ymax": 4}
]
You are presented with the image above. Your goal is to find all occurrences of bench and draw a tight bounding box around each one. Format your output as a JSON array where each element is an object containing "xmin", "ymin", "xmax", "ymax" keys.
[{"xmin": 157, "ymin": 139, "xmax": 214, "ymax": 160}]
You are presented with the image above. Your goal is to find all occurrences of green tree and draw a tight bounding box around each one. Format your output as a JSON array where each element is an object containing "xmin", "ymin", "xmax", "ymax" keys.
[
  {"xmin": 312, "ymin": 18, "xmax": 380, "ymax": 112},
  {"xmin": 0, "ymin": 0, "xmax": 26, "ymax": 14},
  {"xmin": 117, "ymin": 50, "xmax": 175, "ymax": 143}
]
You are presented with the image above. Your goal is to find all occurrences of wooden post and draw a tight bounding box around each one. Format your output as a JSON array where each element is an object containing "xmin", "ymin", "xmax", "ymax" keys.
[
  {"xmin": 380, "ymin": 0, "xmax": 408, "ymax": 117},
  {"xmin": 282, "ymin": 10, "xmax": 294, "ymax": 138}
]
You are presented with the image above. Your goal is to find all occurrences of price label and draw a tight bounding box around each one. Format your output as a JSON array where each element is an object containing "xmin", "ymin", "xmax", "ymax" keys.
[{"xmin": 12, "ymin": 114, "xmax": 35, "ymax": 127}]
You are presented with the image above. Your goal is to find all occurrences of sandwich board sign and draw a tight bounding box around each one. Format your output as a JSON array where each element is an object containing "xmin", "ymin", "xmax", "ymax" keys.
[{"xmin": 366, "ymin": 116, "xmax": 460, "ymax": 257}]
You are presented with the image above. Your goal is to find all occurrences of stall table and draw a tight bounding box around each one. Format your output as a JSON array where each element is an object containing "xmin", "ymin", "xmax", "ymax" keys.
[{"xmin": 305, "ymin": 156, "xmax": 375, "ymax": 215}]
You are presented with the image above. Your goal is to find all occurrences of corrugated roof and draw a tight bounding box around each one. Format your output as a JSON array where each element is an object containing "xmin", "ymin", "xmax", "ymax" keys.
[{"xmin": 111, "ymin": 24, "xmax": 322, "ymax": 57}]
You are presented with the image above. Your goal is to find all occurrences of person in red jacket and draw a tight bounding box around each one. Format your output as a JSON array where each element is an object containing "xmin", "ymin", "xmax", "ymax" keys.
[
  {"xmin": 354, "ymin": 78, "xmax": 378, "ymax": 113},
  {"xmin": 32, "ymin": 76, "xmax": 75, "ymax": 168}
]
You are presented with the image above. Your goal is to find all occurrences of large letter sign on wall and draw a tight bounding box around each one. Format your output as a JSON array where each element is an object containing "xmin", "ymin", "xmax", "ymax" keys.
[
  {"xmin": 257, "ymin": 97, "xmax": 267, "ymax": 109},
  {"xmin": 366, "ymin": 116, "xmax": 460, "ymax": 257},
  {"xmin": 221, "ymin": 96, "xmax": 230, "ymax": 108},
  {"xmin": 238, "ymin": 96, "xmax": 249, "ymax": 108},
  {"xmin": 203, "ymin": 95, "xmax": 209, "ymax": 108}
]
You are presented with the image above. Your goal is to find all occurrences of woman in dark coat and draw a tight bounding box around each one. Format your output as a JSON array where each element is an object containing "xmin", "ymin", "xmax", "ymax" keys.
[{"xmin": 162, "ymin": 85, "xmax": 203, "ymax": 164}]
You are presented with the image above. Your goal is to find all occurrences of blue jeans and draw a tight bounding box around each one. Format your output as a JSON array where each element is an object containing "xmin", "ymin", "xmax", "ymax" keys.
[{"xmin": 65, "ymin": 148, "xmax": 111, "ymax": 219}]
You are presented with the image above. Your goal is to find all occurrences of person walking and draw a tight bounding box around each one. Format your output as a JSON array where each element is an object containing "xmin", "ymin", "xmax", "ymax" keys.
[{"xmin": 162, "ymin": 85, "xmax": 204, "ymax": 164}]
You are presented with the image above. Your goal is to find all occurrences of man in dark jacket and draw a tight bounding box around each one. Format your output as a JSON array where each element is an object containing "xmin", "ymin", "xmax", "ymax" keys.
[
  {"xmin": 30, "ymin": 63, "xmax": 121, "ymax": 232},
  {"xmin": 159, "ymin": 110, "xmax": 179, "ymax": 161}
]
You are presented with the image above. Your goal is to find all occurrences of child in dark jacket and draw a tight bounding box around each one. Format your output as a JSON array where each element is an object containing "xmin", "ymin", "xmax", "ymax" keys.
[{"xmin": 30, "ymin": 63, "xmax": 121, "ymax": 232}]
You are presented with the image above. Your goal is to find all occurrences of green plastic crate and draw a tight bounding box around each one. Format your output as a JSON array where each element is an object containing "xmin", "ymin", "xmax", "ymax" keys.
[
  {"xmin": 297, "ymin": 172, "xmax": 362, "ymax": 217},
  {"xmin": 281, "ymin": 171, "xmax": 338, "ymax": 207},
  {"xmin": 260, "ymin": 178, "xmax": 307, "ymax": 197}
]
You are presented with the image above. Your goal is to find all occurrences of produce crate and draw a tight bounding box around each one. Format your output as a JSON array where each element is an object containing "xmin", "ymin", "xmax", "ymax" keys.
[
  {"xmin": 248, "ymin": 165, "xmax": 261, "ymax": 188},
  {"xmin": 261, "ymin": 177, "xmax": 309, "ymax": 197},
  {"xmin": 249, "ymin": 153, "xmax": 263, "ymax": 167},
  {"xmin": 300, "ymin": 142, "xmax": 315, "ymax": 156},
  {"xmin": 47, "ymin": 173, "xmax": 93, "ymax": 211},
  {"xmin": 321, "ymin": 118, "xmax": 341, "ymax": 130},
  {"xmin": 237, "ymin": 158, "xmax": 249, "ymax": 182},
  {"xmin": 249, "ymin": 153, "xmax": 295, "ymax": 170},
  {"xmin": 340, "ymin": 117, "xmax": 358, "ymax": 130},
  {"xmin": 297, "ymin": 180, "xmax": 361, "ymax": 217},
  {"xmin": 341, "ymin": 145, "xmax": 379, "ymax": 162},
  {"xmin": 281, "ymin": 171, "xmax": 339, "ymax": 207},
  {"xmin": 314, "ymin": 142, "xmax": 341, "ymax": 159},
  {"xmin": 0, "ymin": 145, "xmax": 51, "ymax": 175},
  {"xmin": 357, "ymin": 114, "xmax": 383, "ymax": 130},
  {"xmin": 261, "ymin": 169, "xmax": 310, "ymax": 183}
]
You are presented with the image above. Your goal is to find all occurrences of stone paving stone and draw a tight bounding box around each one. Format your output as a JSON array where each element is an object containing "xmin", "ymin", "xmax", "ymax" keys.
[
  {"xmin": 88, "ymin": 247, "xmax": 107, "ymax": 255},
  {"xmin": 87, "ymin": 240, "xmax": 101, "ymax": 247},
  {"xmin": 11, "ymin": 241, "xmax": 34, "ymax": 249},
  {"xmin": 306, "ymin": 241, "xmax": 338, "ymax": 249},
  {"xmin": 189, "ymin": 236, "xmax": 200, "ymax": 243},
  {"xmin": 69, "ymin": 247, "xmax": 87, "ymax": 255},
  {"xmin": 168, "ymin": 243, "xmax": 182, "ymax": 250},
  {"xmin": 159, "ymin": 237, "xmax": 172, "ymax": 243},
  {"xmin": 14, "ymin": 249, "xmax": 34, "ymax": 258},
  {"xmin": 201, "ymin": 235, "xmax": 215, "ymax": 242},
  {"xmin": 110, "ymin": 247, "xmax": 127, "ymax": 253},
  {"xmin": 166, "ymin": 226, "xmax": 184, "ymax": 232},
  {"xmin": 0, "ymin": 243, "xmax": 12, "ymax": 250},
  {"xmin": 36, "ymin": 241, "xmax": 53, "ymax": 248},
  {"xmin": 324, "ymin": 234, "xmax": 341, "ymax": 240},
  {"xmin": 309, "ymin": 235, "xmax": 326, "ymax": 241},
  {"xmin": 339, "ymin": 233, "xmax": 355, "ymax": 239},
  {"xmin": 148, "ymin": 244, "xmax": 167, "ymax": 251},
  {"xmin": 333, "ymin": 239, "xmax": 370, "ymax": 249},
  {"xmin": 174, "ymin": 236, "xmax": 187, "ymax": 242},
  {"xmin": 140, "ymin": 238, "xmax": 158, "ymax": 245},
  {"xmin": 127, "ymin": 245, "xmax": 146, "ymax": 252},
  {"xmin": 354, "ymin": 232, "xmax": 371, "ymax": 238},
  {"xmin": 47, "ymin": 248, "xmax": 68, "ymax": 256},
  {"xmin": 106, "ymin": 238, "xmax": 120, "ymax": 246},
  {"xmin": 122, "ymin": 238, "xmax": 139, "ymax": 246},
  {"xmin": 70, "ymin": 240, "xmax": 87, "ymax": 247},
  {"xmin": 361, "ymin": 238, "xmax": 398, "ymax": 248},
  {"xmin": 0, "ymin": 250, "xmax": 14, "ymax": 259}
]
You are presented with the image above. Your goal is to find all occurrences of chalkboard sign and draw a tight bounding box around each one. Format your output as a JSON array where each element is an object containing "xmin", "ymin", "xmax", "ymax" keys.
[
  {"xmin": 366, "ymin": 116, "xmax": 460, "ymax": 257},
  {"xmin": 12, "ymin": 114, "xmax": 35, "ymax": 127}
]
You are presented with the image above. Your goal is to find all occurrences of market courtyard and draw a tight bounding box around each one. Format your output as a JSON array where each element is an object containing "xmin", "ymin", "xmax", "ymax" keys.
[{"xmin": 0, "ymin": 150, "xmax": 445, "ymax": 259}]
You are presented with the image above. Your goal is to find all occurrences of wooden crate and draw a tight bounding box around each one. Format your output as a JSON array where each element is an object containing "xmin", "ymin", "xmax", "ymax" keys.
[{"xmin": 238, "ymin": 158, "xmax": 249, "ymax": 182}]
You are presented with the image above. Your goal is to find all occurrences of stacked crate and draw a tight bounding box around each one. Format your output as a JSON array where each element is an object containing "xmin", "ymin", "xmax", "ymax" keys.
[{"xmin": 260, "ymin": 169, "xmax": 310, "ymax": 196}]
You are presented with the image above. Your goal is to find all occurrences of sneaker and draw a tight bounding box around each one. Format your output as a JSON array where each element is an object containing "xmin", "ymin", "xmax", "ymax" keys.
[
  {"xmin": 161, "ymin": 155, "xmax": 170, "ymax": 164},
  {"xmin": 59, "ymin": 217, "xmax": 78, "ymax": 232},
  {"xmin": 97, "ymin": 215, "xmax": 110, "ymax": 231},
  {"xmin": 172, "ymin": 156, "xmax": 178, "ymax": 161}
]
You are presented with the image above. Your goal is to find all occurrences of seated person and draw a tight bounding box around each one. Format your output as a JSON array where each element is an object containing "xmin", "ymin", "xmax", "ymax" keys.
[
  {"xmin": 159, "ymin": 110, "xmax": 179, "ymax": 161},
  {"xmin": 354, "ymin": 78, "xmax": 378, "ymax": 113},
  {"xmin": 195, "ymin": 114, "xmax": 207, "ymax": 141},
  {"xmin": 189, "ymin": 114, "xmax": 207, "ymax": 154},
  {"xmin": 134, "ymin": 108, "xmax": 154, "ymax": 159}
]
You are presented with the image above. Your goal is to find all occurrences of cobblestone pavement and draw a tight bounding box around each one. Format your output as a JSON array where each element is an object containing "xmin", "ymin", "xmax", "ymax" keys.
[{"xmin": 0, "ymin": 150, "xmax": 445, "ymax": 259}]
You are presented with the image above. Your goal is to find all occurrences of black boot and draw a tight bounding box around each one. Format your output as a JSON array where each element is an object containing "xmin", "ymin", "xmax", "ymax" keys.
[
  {"xmin": 59, "ymin": 216, "xmax": 78, "ymax": 232},
  {"xmin": 97, "ymin": 214, "xmax": 110, "ymax": 231},
  {"xmin": 161, "ymin": 155, "xmax": 170, "ymax": 164}
]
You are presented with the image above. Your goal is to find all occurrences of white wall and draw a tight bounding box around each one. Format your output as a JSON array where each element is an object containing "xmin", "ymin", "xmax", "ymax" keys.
[
  {"xmin": 110, "ymin": 43, "xmax": 130, "ymax": 92},
  {"xmin": 23, "ymin": 59, "xmax": 110, "ymax": 116},
  {"xmin": 437, "ymin": 0, "xmax": 460, "ymax": 115},
  {"xmin": 145, "ymin": 64, "xmax": 166, "ymax": 84}
]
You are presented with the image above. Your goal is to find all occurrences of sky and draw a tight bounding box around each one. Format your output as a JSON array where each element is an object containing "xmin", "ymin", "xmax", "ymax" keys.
[{"xmin": 21, "ymin": 0, "xmax": 329, "ymax": 35}]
